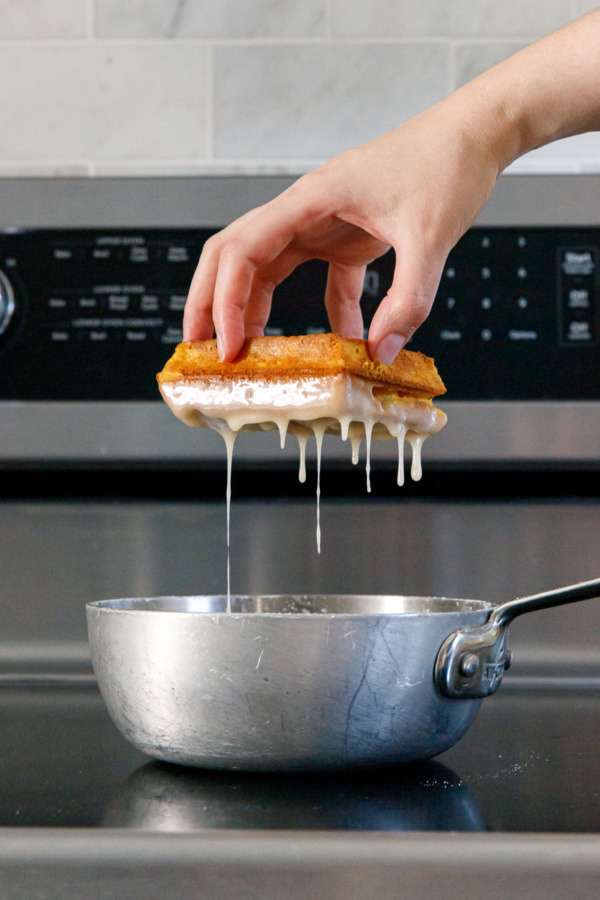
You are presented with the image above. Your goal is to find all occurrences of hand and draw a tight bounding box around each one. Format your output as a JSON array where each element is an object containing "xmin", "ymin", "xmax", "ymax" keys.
[
  {"xmin": 184, "ymin": 97, "xmax": 503, "ymax": 363},
  {"xmin": 183, "ymin": 7, "xmax": 600, "ymax": 363}
]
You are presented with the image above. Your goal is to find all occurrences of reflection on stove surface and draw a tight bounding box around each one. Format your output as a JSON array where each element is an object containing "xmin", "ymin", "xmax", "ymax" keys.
[{"xmin": 102, "ymin": 759, "xmax": 483, "ymax": 832}]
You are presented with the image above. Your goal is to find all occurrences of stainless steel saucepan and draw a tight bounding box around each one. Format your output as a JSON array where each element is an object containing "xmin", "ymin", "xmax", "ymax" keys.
[{"xmin": 86, "ymin": 578, "xmax": 600, "ymax": 771}]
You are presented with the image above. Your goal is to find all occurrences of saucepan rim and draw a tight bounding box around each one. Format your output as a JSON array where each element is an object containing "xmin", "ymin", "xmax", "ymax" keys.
[{"xmin": 86, "ymin": 593, "xmax": 494, "ymax": 617}]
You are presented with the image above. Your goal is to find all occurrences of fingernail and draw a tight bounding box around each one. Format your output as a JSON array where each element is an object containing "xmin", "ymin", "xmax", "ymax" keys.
[
  {"xmin": 373, "ymin": 334, "xmax": 407, "ymax": 365},
  {"xmin": 216, "ymin": 334, "xmax": 226, "ymax": 361}
]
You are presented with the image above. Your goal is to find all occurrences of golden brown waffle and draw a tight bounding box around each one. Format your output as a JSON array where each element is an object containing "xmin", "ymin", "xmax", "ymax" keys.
[{"xmin": 158, "ymin": 333, "xmax": 446, "ymax": 400}]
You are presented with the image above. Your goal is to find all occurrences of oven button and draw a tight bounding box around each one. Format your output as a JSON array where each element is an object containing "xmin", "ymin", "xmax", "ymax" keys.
[{"xmin": 0, "ymin": 270, "xmax": 15, "ymax": 336}]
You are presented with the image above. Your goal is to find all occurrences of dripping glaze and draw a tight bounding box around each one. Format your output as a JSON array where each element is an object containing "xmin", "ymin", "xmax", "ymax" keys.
[
  {"xmin": 160, "ymin": 373, "xmax": 446, "ymax": 563},
  {"xmin": 200, "ymin": 415, "xmax": 430, "ymax": 560}
]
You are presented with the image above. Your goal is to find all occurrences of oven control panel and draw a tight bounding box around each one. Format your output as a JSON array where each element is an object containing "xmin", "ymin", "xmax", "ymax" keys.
[{"xmin": 0, "ymin": 226, "xmax": 598, "ymax": 400}]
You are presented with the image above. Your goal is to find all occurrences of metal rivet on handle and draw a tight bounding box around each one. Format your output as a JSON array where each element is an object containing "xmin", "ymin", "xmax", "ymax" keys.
[{"xmin": 458, "ymin": 653, "xmax": 480, "ymax": 678}]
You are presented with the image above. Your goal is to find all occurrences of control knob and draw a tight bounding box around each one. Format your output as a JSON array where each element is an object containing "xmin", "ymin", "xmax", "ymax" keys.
[{"xmin": 0, "ymin": 270, "xmax": 15, "ymax": 336}]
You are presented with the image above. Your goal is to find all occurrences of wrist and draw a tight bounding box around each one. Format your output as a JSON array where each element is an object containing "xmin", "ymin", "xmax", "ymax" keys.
[{"xmin": 443, "ymin": 76, "xmax": 531, "ymax": 177}]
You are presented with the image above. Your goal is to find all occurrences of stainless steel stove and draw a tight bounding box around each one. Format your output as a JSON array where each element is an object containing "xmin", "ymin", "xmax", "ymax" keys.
[{"xmin": 1, "ymin": 175, "xmax": 600, "ymax": 899}]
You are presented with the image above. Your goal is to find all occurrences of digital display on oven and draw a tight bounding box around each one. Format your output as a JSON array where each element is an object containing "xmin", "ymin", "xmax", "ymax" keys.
[{"xmin": 0, "ymin": 226, "xmax": 598, "ymax": 400}]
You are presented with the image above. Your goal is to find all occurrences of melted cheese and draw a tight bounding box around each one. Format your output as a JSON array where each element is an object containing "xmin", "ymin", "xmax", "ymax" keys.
[{"xmin": 160, "ymin": 373, "xmax": 446, "ymax": 561}]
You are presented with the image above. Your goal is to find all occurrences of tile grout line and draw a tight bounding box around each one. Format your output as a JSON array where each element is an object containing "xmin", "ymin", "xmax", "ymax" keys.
[{"xmin": 0, "ymin": 35, "xmax": 560, "ymax": 48}]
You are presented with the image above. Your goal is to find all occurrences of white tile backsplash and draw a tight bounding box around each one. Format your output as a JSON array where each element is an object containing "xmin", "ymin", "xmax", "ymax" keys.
[
  {"xmin": 574, "ymin": 1, "xmax": 600, "ymax": 15},
  {"xmin": 0, "ymin": 0, "xmax": 87, "ymax": 39},
  {"xmin": 0, "ymin": 162, "xmax": 90, "ymax": 176},
  {"xmin": 213, "ymin": 42, "xmax": 449, "ymax": 160},
  {"xmin": 454, "ymin": 41, "xmax": 530, "ymax": 87},
  {"xmin": 94, "ymin": 0, "xmax": 325, "ymax": 39},
  {"xmin": 0, "ymin": 0, "xmax": 595, "ymax": 174},
  {"xmin": 331, "ymin": 0, "xmax": 574, "ymax": 38},
  {"xmin": 0, "ymin": 44, "xmax": 207, "ymax": 161}
]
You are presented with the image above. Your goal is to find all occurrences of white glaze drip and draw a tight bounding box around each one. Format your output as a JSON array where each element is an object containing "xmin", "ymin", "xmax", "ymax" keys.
[
  {"xmin": 364, "ymin": 419, "xmax": 374, "ymax": 493},
  {"xmin": 312, "ymin": 423, "xmax": 327, "ymax": 555},
  {"xmin": 296, "ymin": 431, "xmax": 309, "ymax": 483},
  {"xmin": 407, "ymin": 432, "xmax": 426, "ymax": 482},
  {"xmin": 339, "ymin": 415, "xmax": 351, "ymax": 442},
  {"xmin": 277, "ymin": 418, "xmax": 288, "ymax": 450},
  {"xmin": 161, "ymin": 373, "xmax": 446, "ymax": 557},
  {"xmin": 396, "ymin": 427, "xmax": 406, "ymax": 487},
  {"xmin": 350, "ymin": 434, "xmax": 361, "ymax": 465},
  {"xmin": 214, "ymin": 423, "xmax": 237, "ymax": 612}
]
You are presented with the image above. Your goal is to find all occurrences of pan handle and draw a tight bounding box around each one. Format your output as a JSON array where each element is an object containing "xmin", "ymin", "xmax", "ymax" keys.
[{"xmin": 434, "ymin": 576, "xmax": 600, "ymax": 700}]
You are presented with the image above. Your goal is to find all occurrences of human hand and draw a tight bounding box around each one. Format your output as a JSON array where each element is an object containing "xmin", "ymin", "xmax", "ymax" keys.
[
  {"xmin": 190, "ymin": 38, "xmax": 576, "ymax": 362},
  {"xmin": 203, "ymin": 1, "xmax": 600, "ymax": 366},
  {"xmin": 184, "ymin": 7, "xmax": 600, "ymax": 363},
  {"xmin": 184, "ymin": 93, "xmax": 507, "ymax": 364}
]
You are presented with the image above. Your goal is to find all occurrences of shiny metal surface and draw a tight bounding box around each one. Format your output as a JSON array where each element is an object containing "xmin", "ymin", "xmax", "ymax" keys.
[
  {"xmin": 435, "ymin": 576, "xmax": 600, "ymax": 698},
  {"xmin": 90, "ymin": 595, "xmax": 491, "ymax": 615},
  {"xmin": 4, "ymin": 831, "xmax": 600, "ymax": 900},
  {"xmin": 88, "ymin": 578, "xmax": 600, "ymax": 769},
  {"xmin": 87, "ymin": 594, "xmax": 492, "ymax": 770},
  {"xmin": 0, "ymin": 175, "xmax": 296, "ymax": 228},
  {"xmin": 3, "ymin": 498, "xmax": 600, "ymax": 675},
  {"xmin": 3, "ymin": 399, "xmax": 600, "ymax": 464},
  {"xmin": 0, "ymin": 174, "xmax": 597, "ymax": 230},
  {"xmin": 102, "ymin": 759, "xmax": 483, "ymax": 831}
]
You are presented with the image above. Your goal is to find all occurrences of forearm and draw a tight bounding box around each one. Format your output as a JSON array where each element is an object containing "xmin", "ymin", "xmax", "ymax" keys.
[{"xmin": 453, "ymin": 7, "xmax": 600, "ymax": 171}]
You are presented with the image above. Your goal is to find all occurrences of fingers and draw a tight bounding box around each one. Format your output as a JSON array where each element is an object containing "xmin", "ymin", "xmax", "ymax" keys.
[
  {"xmin": 368, "ymin": 235, "xmax": 448, "ymax": 363},
  {"xmin": 211, "ymin": 243, "xmax": 258, "ymax": 360},
  {"xmin": 182, "ymin": 234, "xmax": 220, "ymax": 343},
  {"xmin": 183, "ymin": 205, "xmax": 271, "ymax": 349},
  {"xmin": 324, "ymin": 262, "xmax": 366, "ymax": 339},
  {"xmin": 184, "ymin": 197, "xmax": 304, "ymax": 360}
]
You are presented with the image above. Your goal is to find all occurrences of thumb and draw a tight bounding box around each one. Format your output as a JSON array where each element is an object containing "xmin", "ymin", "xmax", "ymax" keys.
[{"xmin": 368, "ymin": 239, "xmax": 447, "ymax": 363}]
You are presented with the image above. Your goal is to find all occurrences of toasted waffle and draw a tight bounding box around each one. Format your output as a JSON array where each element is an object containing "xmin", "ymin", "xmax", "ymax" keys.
[
  {"xmin": 158, "ymin": 333, "xmax": 445, "ymax": 399},
  {"xmin": 157, "ymin": 333, "xmax": 446, "ymax": 487}
]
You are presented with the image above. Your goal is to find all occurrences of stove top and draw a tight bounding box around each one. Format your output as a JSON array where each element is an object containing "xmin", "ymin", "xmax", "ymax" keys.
[{"xmin": 2, "ymin": 675, "xmax": 598, "ymax": 834}]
